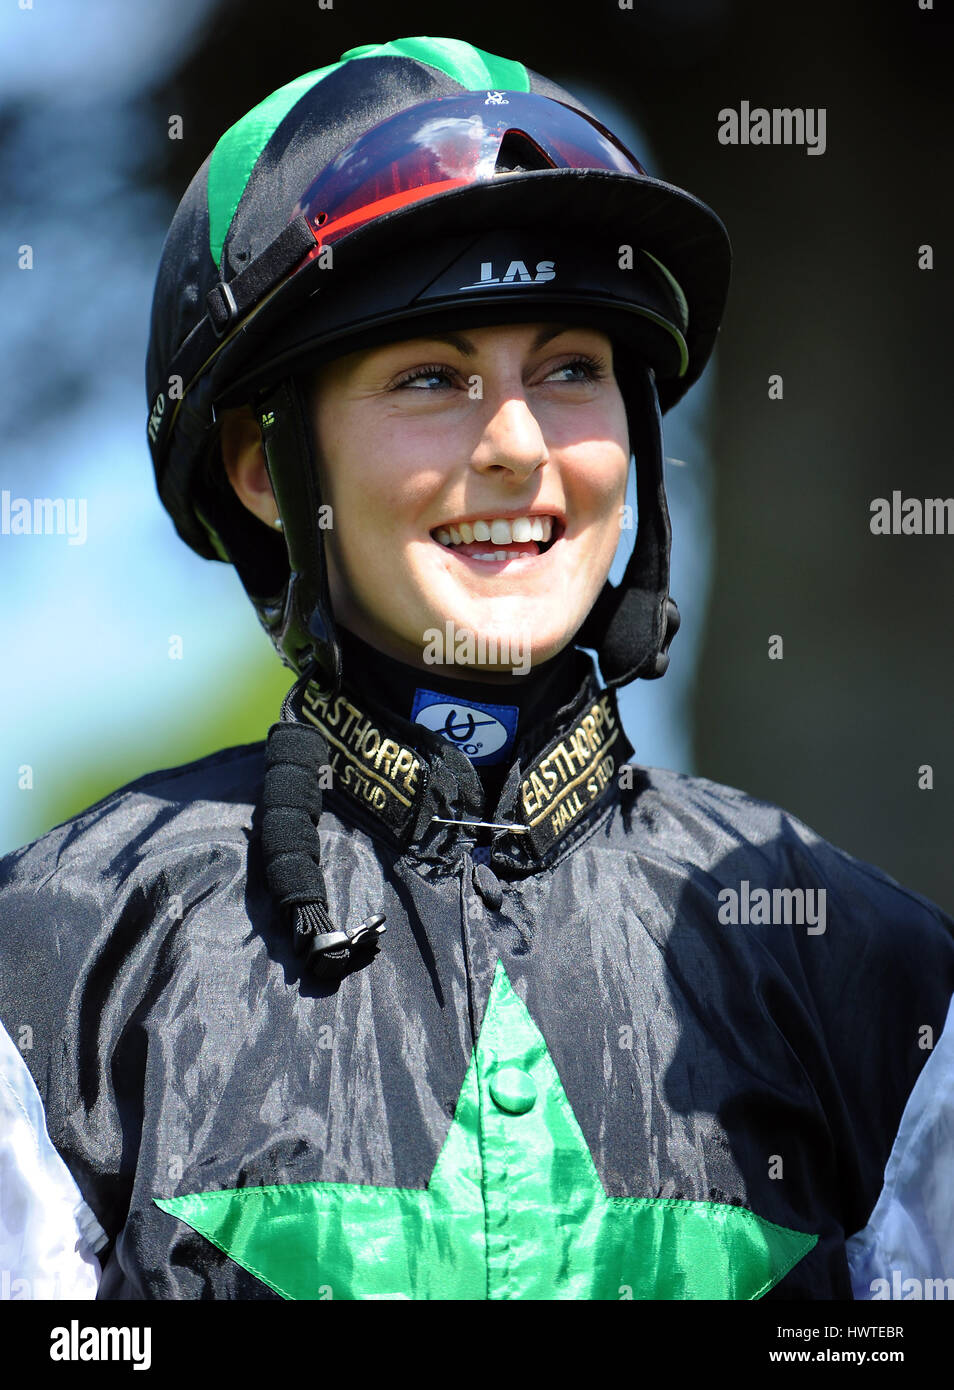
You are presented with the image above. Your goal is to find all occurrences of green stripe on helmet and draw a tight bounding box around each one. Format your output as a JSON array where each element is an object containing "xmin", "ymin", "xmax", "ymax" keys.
[
  {"xmin": 207, "ymin": 63, "xmax": 338, "ymax": 269},
  {"xmin": 338, "ymin": 36, "xmax": 529, "ymax": 93},
  {"xmin": 205, "ymin": 37, "xmax": 530, "ymax": 268}
]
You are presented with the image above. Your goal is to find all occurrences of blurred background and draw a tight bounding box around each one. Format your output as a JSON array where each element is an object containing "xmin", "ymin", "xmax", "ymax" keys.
[{"xmin": 1, "ymin": 0, "xmax": 951, "ymax": 911}]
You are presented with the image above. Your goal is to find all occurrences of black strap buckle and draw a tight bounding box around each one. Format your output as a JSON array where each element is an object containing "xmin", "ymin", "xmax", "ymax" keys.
[{"xmin": 206, "ymin": 280, "xmax": 239, "ymax": 337}]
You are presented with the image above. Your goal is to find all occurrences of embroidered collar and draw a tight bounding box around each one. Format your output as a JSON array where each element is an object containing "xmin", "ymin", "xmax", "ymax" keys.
[{"xmin": 297, "ymin": 659, "xmax": 633, "ymax": 864}]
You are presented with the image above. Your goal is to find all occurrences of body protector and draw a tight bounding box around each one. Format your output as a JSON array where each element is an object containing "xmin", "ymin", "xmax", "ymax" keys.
[{"xmin": 145, "ymin": 37, "xmax": 731, "ymax": 977}]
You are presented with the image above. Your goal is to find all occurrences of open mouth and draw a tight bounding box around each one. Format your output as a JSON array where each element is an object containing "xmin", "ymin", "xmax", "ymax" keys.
[{"xmin": 430, "ymin": 514, "xmax": 563, "ymax": 563}]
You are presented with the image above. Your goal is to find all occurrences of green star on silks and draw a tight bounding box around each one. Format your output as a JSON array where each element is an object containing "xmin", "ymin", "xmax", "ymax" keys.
[{"xmin": 155, "ymin": 961, "xmax": 817, "ymax": 1299}]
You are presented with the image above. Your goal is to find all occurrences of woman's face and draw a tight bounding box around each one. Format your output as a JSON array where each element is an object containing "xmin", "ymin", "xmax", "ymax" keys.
[{"xmin": 311, "ymin": 321, "xmax": 630, "ymax": 676}]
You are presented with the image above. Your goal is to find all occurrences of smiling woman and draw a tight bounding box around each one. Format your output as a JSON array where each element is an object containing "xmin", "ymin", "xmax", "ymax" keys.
[
  {"xmin": 0, "ymin": 34, "xmax": 952, "ymax": 1307},
  {"xmin": 223, "ymin": 322, "xmax": 630, "ymax": 672}
]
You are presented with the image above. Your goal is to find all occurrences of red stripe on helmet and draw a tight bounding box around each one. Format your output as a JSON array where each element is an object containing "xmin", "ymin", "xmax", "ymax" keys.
[{"xmin": 309, "ymin": 178, "xmax": 474, "ymax": 249}]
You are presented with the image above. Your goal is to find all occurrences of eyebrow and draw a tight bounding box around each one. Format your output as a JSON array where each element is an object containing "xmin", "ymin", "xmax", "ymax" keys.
[{"xmin": 418, "ymin": 324, "xmax": 577, "ymax": 356}]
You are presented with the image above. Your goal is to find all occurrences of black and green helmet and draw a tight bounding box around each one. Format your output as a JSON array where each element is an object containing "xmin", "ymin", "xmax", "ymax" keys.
[{"xmin": 146, "ymin": 35, "xmax": 731, "ymax": 690}]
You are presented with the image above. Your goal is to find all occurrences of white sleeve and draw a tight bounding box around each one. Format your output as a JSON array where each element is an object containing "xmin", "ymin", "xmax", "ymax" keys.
[
  {"xmin": 846, "ymin": 992, "xmax": 954, "ymax": 1298},
  {"xmin": 0, "ymin": 1018, "xmax": 108, "ymax": 1299}
]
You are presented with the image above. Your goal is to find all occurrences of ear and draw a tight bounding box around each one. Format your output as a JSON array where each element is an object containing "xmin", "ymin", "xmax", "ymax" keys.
[{"xmin": 219, "ymin": 405, "xmax": 279, "ymax": 527}]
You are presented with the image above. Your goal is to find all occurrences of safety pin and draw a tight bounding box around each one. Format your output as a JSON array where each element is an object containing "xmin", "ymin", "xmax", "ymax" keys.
[{"xmin": 430, "ymin": 816, "xmax": 529, "ymax": 834}]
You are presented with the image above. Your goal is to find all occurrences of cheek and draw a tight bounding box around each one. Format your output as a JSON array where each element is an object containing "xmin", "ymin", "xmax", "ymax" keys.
[
  {"xmin": 563, "ymin": 440, "xmax": 631, "ymax": 524},
  {"xmin": 554, "ymin": 391, "xmax": 630, "ymax": 508},
  {"xmin": 315, "ymin": 418, "xmax": 438, "ymax": 583},
  {"xmin": 315, "ymin": 407, "xmax": 376, "ymax": 523}
]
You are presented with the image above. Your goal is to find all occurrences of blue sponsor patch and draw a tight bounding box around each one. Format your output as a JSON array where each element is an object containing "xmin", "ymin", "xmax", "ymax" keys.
[{"xmin": 411, "ymin": 688, "xmax": 519, "ymax": 766}]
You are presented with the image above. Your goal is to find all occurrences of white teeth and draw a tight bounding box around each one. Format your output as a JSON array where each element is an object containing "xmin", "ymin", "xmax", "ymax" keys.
[{"xmin": 434, "ymin": 515, "xmax": 559, "ymax": 547}]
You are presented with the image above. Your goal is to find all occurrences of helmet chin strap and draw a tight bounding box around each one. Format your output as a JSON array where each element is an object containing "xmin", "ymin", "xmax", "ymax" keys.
[
  {"xmin": 255, "ymin": 378, "xmax": 343, "ymax": 691},
  {"xmin": 575, "ymin": 361, "xmax": 680, "ymax": 687}
]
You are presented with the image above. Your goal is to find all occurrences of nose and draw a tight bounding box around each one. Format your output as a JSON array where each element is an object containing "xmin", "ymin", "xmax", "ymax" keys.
[{"xmin": 470, "ymin": 391, "xmax": 548, "ymax": 482}]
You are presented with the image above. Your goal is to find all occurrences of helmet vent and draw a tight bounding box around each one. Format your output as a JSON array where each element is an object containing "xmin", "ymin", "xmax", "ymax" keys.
[{"xmin": 494, "ymin": 130, "xmax": 553, "ymax": 175}]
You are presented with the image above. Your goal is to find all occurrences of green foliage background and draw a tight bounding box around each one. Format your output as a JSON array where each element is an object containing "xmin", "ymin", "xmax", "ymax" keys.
[{"xmin": 28, "ymin": 650, "xmax": 292, "ymax": 844}]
